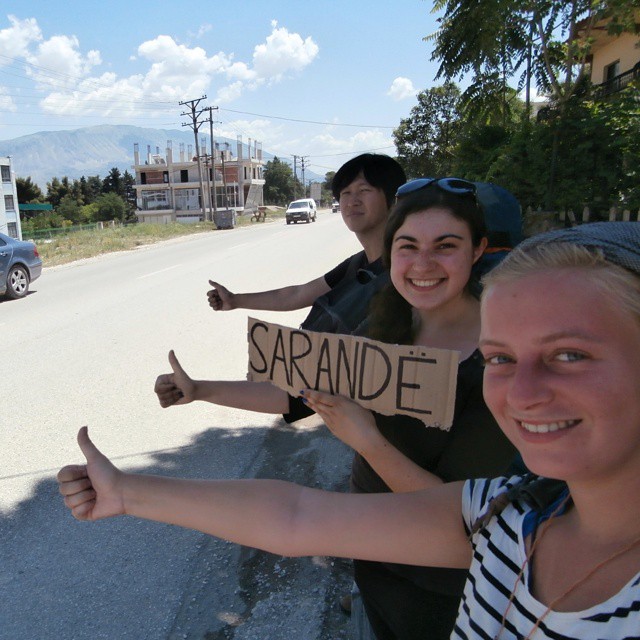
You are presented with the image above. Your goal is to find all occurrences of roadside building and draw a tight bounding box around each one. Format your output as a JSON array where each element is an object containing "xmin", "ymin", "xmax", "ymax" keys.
[
  {"xmin": 1, "ymin": 157, "xmax": 21, "ymax": 239},
  {"xmin": 579, "ymin": 11, "xmax": 640, "ymax": 98},
  {"xmin": 132, "ymin": 136, "xmax": 265, "ymax": 224}
]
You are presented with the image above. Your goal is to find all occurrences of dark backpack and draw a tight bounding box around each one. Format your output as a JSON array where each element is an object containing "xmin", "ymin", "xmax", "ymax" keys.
[
  {"xmin": 470, "ymin": 474, "xmax": 568, "ymax": 536},
  {"xmin": 475, "ymin": 181, "xmax": 523, "ymax": 249},
  {"xmin": 472, "ymin": 181, "xmax": 523, "ymax": 278},
  {"xmin": 300, "ymin": 256, "xmax": 389, "ymax": 335}
]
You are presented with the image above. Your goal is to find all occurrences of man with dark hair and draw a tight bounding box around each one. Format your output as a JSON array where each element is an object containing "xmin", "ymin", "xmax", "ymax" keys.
[{"xmin": 207, "ymin": 153, "xmax": 406, "ymax": 333}]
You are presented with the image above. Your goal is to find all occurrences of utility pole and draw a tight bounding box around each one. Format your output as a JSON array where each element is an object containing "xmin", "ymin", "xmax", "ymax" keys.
[
  {"xmin": 218, "ymin": 142, "xmax": 231, "ymax": 208},
  {"xmin": 300, "ymin": 156, "xmax": 307, "ymax": 198},
  {"xmin": 205, "ymin": 106, "xmax": 220, "ymax": 215},
  {"xmin": 199, "ymin": 136, "xmax": 212, "ymax": 221},
  {"xmin": 179, "ymin": 96, "xmax": 208, "ymax": 221},
  {"xmin": 293, "ymin": 155, "xmax": 298, "ymax": 200}
]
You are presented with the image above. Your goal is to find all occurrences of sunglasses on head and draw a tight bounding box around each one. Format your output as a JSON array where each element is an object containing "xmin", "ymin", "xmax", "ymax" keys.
[{"xmin": 395, "ymin": 177, "xmax": 477, "ymax": 198}]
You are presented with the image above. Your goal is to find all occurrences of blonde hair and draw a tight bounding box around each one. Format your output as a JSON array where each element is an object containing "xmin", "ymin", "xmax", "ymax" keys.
[{"xmin": 482, "ymin": 242, "xmax": 640, "ymax": 322}]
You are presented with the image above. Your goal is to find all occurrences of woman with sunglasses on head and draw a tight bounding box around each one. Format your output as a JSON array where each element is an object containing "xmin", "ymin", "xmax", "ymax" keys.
[
  {"xmin": 299, "ymin": 178, "xmax": 518, "ymax": 640},
  {"xmin": 152, "ymin": 178, "xmax": 517, "ymax": 640},
  {"xmin": 59, "ymin": 221, "xmax": 640, "ymax": 639}
]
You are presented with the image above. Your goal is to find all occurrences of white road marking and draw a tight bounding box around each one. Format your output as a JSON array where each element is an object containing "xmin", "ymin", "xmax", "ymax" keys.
[{"xmin": 137, "ymin": 265, "xmax": 182, "ymax": 279}]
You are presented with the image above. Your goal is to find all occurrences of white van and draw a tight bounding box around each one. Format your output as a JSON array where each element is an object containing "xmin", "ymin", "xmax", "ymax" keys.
[{"xmin": 285, "ymin": 198, "xmax": 317, "ymax": 224}]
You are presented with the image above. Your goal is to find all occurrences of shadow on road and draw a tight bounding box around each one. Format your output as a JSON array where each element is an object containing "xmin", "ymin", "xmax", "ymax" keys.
[{"xmin": 0, "ymin": 417, "xmax": 354, "ymax": 640}]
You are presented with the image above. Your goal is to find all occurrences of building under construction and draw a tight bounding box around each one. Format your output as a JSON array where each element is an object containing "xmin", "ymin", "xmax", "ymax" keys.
[{"xmin": 132, "ymin": 136, "xmax": 265, "ymax": 224}]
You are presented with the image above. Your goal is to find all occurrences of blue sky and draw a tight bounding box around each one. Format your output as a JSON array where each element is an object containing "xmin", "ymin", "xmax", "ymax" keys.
[{"xmin": 0, "ymin": 1, "xmax": 446, "ymax": 176}]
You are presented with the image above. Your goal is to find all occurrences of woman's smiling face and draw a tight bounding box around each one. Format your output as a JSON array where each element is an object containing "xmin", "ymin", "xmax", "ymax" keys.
[
  {"xmin": 389, "ymin": 208, "xmax": 485, "ymax": 313},
  {"xmin": 480, "ymin": 268, "xmax": 640, "ymax": 483}
]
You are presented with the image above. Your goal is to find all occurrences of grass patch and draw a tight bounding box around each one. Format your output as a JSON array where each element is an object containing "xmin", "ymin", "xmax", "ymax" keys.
[{"xmin": 37, "ymin": 207, "xmax": 285, "ymax": 267}]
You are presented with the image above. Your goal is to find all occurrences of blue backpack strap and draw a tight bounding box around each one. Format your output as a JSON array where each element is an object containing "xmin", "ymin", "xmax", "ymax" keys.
[{"xmin": 470, "ymin": 475, "xmax": 568, "ymax": 536}]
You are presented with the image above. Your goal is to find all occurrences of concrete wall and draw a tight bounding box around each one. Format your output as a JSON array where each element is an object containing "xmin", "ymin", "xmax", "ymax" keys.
[{"xmin": 590, "ymin": 31, "xmax": 640, "ymax": 83}]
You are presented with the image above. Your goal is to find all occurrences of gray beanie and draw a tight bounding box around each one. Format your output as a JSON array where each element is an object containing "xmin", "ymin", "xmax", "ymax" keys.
[{"xmin": 518, "ymin": 221, "xmax": 640, "ymax": 276}]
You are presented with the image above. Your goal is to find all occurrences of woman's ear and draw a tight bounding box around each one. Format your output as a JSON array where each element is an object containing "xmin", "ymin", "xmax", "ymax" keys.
[{"xmin": 473, "ymin": 237, "xmax": 489, "ymax": 264}]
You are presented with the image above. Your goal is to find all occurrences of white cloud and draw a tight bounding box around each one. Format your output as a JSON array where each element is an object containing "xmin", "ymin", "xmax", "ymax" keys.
[
  {"xmin": 40, "ymin": 72, "xmax": 146, "ymax": 116},
  {"xmin": 25, "ymin": 35, "xmax": 101, "ymax": 89},
  {"xmin": 0, "ymin": 15, "xmax": 41, "ymax": 62},
  {"xmin": 259, "ymin": 127, "xmax": 395, "ymax": 170},
  {"xmin": 195, "ymin": 23, "xmax": 212, "ymax": 39},
  {"xmin": 0, "ymin": 17, "xmax": 320, "ymax": 140},
  {"xmin": 0, "ymin": 87, "xmax": 16, "ymax": 111},
  {"xmin": 136, "ymin": 35, "xmax": 232, "ymax": 101},
  {"xmin": 252, "ymin": 21, "xmax": 319, "ymax": 81},
  {"xmin": 216, "ymin": 81, "xmax": 245, "ymax": 104},
  {"xmin": 387, "ymin": 77, "xmax": 416, "ymax": 101},
  {"xmin": 217, "ymin": 118, "xmax": 284, "ymax": 145},
  {"xmin": 310, "ymin": 129, "xmax": 394, "ymax": 155}
]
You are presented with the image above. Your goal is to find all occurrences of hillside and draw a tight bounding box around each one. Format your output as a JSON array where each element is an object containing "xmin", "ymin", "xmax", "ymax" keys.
[{"xmin": 0, "ymin": 124, "xmax": 314, "ymax": 189}]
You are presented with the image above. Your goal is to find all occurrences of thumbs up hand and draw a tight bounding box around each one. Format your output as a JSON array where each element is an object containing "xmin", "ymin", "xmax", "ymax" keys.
[
  {"xmin": 154, "ymin": 350, "xmax": 196, "ymax": 408},
  {"xmin": 207, "ymin": 280, "xmax": 237, "ymax": 311},
  {"xmin": 57, "ymin": 426, "xmax": 125, "ymax": 522}
]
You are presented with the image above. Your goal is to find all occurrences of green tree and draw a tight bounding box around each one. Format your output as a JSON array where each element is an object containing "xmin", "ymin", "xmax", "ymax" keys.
[
  {"xmin": 393, "ymin": 82, "xmax": 463, "ymax": 178},
  {"xmin": 46, "ymin": 177, "xmax": 71, "ymax": 209},
  {"xmin": 451, "ymin": 124, "xmax": 514, "ymax": 182},
  {"xmin": 429, "ymin": 0, "xmax": 640, "ymax": 206},
  {"xmin": 21, "ymin": 211, "xmax": 66, "ymax": 233},
  {"xmin": 102, "ymin": 167, "xmax": 123, "ymax": 196},
  {"xmin": 80, "ymin": 175, "xmax": 103, "ymax": 204},
  {"xmin": 122, "ymin": 170, "xmax": 137, "ymax": 219},
  {"xmin": 80, "ymin": 202, "xmax": 100, "ymax": 223},
  {"xmin": 94, "ymin": 192, "xmax": 126, "ymax": 222},
  {"xmin": 430, "ymin": 1, "xmax": 639, "ymax": 113},
  {"xmin": 264, "ymin": 157, "xmax": 295, "ymax": 205},
  {"xmin": 56, "ymin": 194, "xmax": 84, "ymax": 224},
  {"xmin": 487, "ymin": 85, "xmax": 640, "ymax": 215},
  {"xmin": 323, "ymin": 171, "xmax": 336, "ymax": 192},
  {"xmin": 16, "ymin": 176, "xmax": 44, "ymax": 203},
  {"xmin": 320, "ymin": 171, "xmax": 336, "ymax": 205}
]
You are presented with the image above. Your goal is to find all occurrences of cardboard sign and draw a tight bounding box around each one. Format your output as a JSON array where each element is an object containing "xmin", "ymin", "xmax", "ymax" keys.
[{"xmin": 247, "ymin": 317, "xmax": 459, "ymax": 429}]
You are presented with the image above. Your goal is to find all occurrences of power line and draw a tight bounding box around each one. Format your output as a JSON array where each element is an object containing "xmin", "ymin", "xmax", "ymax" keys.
[
  {"xmin": 219, "ymin": 107, "xmax": 395, "ymax": 129},
  {"xmin": 307, "ymin": 145, "xmax": 396, "ymax": 159}
]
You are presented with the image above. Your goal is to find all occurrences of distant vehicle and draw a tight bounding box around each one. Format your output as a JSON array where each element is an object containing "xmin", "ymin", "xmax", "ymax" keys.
[
  {"xmin": 285, "ymin": 198, "xmax": 317, "ymax": 224},
  {"xmin": 332, "ymin": 200, "xmax": 340, "ymax": 213},
  {"xmin": 0, "ymin": 232, "xmax": 43, "ymax": 300}
]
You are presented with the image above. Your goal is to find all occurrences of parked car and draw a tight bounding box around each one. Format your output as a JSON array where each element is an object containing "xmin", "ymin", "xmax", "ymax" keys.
[
  {"xmin": 285, "ymin": 198, "xmax": 317, "ymax": 224},
  {"xmin": 332, "ymin": 200, "xmax": 340, "ymax": 213},
  {"xmin": 0, "ymin": 232, "xmax": 43, "ymax": 300}
]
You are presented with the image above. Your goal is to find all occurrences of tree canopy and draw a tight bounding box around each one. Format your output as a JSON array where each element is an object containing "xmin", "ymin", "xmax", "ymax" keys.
[
  {"xmin": 428, "ymin": 0, "xmax": 640, "ymax": 114},
  {"xmin": 413, "ymin": 1, "xmax": 640, "ymax": 215},
  {"xmin": 393, "ymin": 82, "xmax": 463, "ymax": 178},
  {"xmin": 21, "ymin": 166, "xmax": 137, "ymax": 233},
  {"xmin": 16, "ymin": 176, "xmax": 44, "ymax": 203},
  {"xmin": 263, "ymin": 157, "xmax": 296, "ymax": 206}
]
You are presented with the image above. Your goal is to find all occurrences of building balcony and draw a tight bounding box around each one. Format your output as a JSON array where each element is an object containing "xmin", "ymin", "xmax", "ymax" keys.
[{"xmin": 592, "ymin": 62, "xmax": 640, "ymax": 99}]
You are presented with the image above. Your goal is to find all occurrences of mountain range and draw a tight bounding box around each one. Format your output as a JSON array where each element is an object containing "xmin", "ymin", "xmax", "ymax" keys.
[{"xmin": 0, "ymin": 124, "xmax": 322, "ymax": 190}]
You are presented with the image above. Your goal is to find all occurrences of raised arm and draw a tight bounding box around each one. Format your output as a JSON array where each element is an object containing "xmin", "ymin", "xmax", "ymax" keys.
[
  {"xmin": 154, "ymin": 350, "xmax": 289, "ymax": 414},
  {"xmin": 58, "ymin": 428, "xmax": 471, "ymax": 569},
  {"xmin": 207, "ymin": 276, "xmax": 330, "ymax": 312},
  {"xmin": 303, "ymin": 390, "xmax": 443, "ymax": 492}
]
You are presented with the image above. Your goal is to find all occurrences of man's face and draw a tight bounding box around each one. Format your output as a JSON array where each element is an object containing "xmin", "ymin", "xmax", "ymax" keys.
[{"xmin": 338, "ymin": 173, "xmax": 389, "ymax": 236}]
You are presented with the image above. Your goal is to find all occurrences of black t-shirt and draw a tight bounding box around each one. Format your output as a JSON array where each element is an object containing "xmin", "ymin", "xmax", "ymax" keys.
[
  {"xmin": 351, "ymin": 350, "xmax": 514, "ymax": 495},
  {"xmin": 352, "ymin": 351, "xmax": 516, "ymax": 640},
  {"xmin": 323, "ymin": 251, "xmax": 382, "ymax": 288},
  {"xmin": 284, "ymin": 252, "xmax": 386, "ymax": 423}
]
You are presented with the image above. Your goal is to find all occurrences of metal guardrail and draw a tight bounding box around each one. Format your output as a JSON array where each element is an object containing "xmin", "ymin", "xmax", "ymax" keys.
[
  {"xmin": 26, "ymin": 220, "xmax": 135, "ymax": 240},
  {"xmin": 27, "ymin": 223, "xmax": 99, "ymax": 240}
]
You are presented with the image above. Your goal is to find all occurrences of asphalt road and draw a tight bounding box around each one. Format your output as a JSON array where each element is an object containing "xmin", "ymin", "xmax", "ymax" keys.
[{"xmin": 0, "ymin": 210, "xmax": 360, "ymax": 640}]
